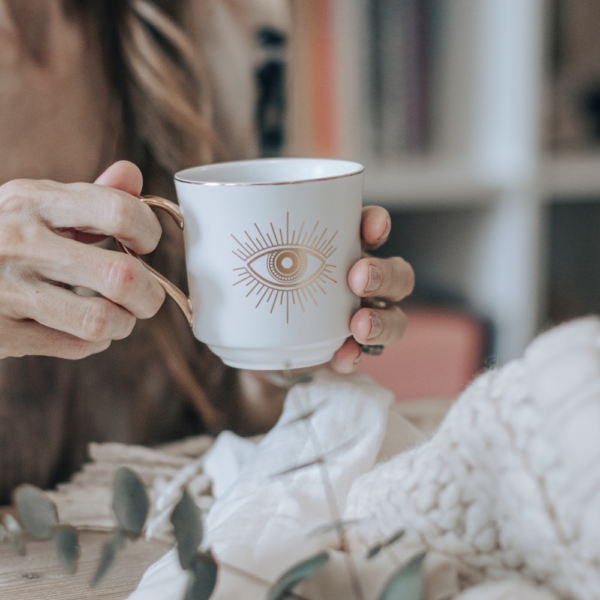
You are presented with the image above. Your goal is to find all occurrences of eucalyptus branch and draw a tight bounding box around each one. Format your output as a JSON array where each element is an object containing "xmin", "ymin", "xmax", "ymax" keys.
[
  {"xmin": 305, "ymin": 420, "xmax": 365, "ymax": 600},
  {"xmin": 92, "ymin": 467, "xmax": 150, "ymax": 587},
  {"xmin": 217, "ymin": 560, "xmax": 313, "ymax": 600},
  {"xmin": 9, "ymin": 485, "xmax": 79, "ymax": 571}
]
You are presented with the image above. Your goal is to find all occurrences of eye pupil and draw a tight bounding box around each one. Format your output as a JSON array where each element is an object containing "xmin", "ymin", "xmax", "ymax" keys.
[{"xmin": 269, "ymin": 249, "xmax": 307, "ymax": 283}]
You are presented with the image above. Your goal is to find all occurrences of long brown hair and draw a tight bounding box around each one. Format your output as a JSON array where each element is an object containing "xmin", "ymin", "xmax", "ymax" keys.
[
  {"xmin": 0, "ymin": 0, "xmax": 251, "ymax": 503},
  {"xmin": 68, "ymin": 0, "xmax": 226, "ymax": 174},
  {"xmin": 68, "ymin": 0, "xmax": 239, "ymax": 431}
]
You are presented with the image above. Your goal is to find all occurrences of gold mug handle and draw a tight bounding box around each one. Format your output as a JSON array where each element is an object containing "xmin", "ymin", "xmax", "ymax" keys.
[{"xmin": 114, "ymin": 195, "xmax": 194, "ymax": 327}]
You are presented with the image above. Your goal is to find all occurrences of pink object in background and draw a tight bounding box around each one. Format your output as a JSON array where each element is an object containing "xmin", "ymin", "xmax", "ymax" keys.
[{"xmin": 358, "ymin": 306, "xmax": 488, "ymax": 401}]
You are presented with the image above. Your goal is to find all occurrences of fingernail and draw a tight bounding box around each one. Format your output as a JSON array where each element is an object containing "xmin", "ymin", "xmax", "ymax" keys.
[
  {"xmin": 378, "ymin": 217, "xmax": 391, "ymax": 241},
  {"xmin": 364, "ymin": 264, "xmax": 382, "ymax": 293},
  {"xmin": 368, "ymin": 311, "xmax": 383, "ymax": 340}
]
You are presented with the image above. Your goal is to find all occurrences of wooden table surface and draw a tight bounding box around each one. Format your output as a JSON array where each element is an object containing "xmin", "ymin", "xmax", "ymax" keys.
[{"xmin": 0, "ymin": 528, "xmax": 169, "ymax": 600}]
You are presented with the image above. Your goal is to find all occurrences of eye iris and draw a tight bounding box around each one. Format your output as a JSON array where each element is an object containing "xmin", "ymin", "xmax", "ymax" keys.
[{"xmin": 268, "ymin": 249, "xmax": 307, "ymax": 283}]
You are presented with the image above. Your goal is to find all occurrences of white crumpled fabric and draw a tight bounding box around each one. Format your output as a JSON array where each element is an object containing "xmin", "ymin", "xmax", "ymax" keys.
[
  {"xmin": 202, "ymin": 430, "xmax": 259, "ymax": 500},
  {"xmin": 128, "ymin": 370, "xmax": 424, "ymax": 600},
  {"xmin": 130, "ymin": 317, "xmax": 600, "ymax": 600},
  {"xmin": 455, "ymin": 580, "xmax": 557, "ymax": 600}
]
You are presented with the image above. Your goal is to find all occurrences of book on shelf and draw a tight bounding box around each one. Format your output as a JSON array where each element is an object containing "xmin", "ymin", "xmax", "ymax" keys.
[
  {"xmin": 358, "ymin": 304, "xmax": 489, "ymax": 402},
  {"xmin": 368, "ymin": 0, "xmax": 434, "ymax": 158},
  {"xmin": 287, "ymin": 0, "xmax": 338, "ymax": 158},
  {"xmin": 546, "ymin": 0, "xmax": 600, "ymax": 153},
  {"xmin": 286, "ymin": 0, "xmax": 441, "ymax": 161}
]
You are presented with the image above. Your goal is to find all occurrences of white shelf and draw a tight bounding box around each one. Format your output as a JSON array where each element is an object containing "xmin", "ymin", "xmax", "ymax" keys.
[
  {"xmin": 363, "ymin": 160, "xmax": 502, "ymax": 208},
  {"xmin": 540, "ymin": 153, "xmax": 600, "ymax": 199},
  {"xmin": 364, "ymin": 153, "xmax": 600, "ymax": 207}
]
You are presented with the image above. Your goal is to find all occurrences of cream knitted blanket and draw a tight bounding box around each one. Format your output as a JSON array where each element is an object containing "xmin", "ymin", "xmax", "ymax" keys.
[{"xmin": 347, "ymin": 316, "xmax": 600, "ymax": 599}]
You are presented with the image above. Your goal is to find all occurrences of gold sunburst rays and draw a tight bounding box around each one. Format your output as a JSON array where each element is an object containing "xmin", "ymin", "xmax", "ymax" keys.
[{"xmin": 232, "ymin": 212, "xmax": 338, "ymax": 323}]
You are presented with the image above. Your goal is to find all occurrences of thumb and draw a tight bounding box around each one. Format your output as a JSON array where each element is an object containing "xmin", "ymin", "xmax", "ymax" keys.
[{"xmin": 95, "ymin": 161, "xmax": 144, "ymax": 197}]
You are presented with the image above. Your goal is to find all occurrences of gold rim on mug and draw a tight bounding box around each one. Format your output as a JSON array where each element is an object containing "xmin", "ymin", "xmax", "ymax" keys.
[{"xmin": 175, "ymin": 158, "xmax": 365, "ymax": 187}]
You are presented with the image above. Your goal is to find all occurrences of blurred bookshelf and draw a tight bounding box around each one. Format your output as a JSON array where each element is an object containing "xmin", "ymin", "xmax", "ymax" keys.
[
  {"xmin": 282, "ymin": 0, "xmax": 600, "ymax": 373},
  {"xmin": 540, "ymin": 153, "xmax": 600, "ymax": 196}
]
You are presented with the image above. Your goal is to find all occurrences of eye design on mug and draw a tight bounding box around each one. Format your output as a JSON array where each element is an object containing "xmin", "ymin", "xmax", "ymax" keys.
[{"xmin": 232, "ymin": 212, "xmax": 338, "ymax": 323}]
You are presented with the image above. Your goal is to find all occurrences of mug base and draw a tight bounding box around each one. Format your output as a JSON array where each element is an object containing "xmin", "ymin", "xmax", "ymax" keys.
[{"xmin": 207, "ymin": 338, "xmax": 347, "ymax": 371}]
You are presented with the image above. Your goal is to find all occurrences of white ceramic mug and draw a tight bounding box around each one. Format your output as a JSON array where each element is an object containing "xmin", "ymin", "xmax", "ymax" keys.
[{"xmin": 120, "ymin": 158, "xmax": 364, "ymax": 370}]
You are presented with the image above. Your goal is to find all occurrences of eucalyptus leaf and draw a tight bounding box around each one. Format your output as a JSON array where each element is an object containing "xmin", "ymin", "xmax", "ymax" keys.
[
  {"xmin": 112, "ymin": 468, "xmax": 149, "ymax": 536},
  {"xmin": 272, "ymin": 434, "xmax": 362, "ymax": 481},
  {"xmin": 265, "ymin": 373, "xmax": 314, "ymax": 389},
  {"xmin": 184, "ymin": 552, "xmax": 218, "ymax": 600},
  {"xmin": 120, "ymin": 529, "xmax": 142, "ymax": 542},
  {"xmin": 324, "ymin": 431, "xmax": 365, "ymax": 460},
  {"xmin": 4, "ymin": 514, "xmax": 21, "ymax": 533},
  {"xmin": 91, "ymin": 530, "xmax": 125, "ymax": 587},
  {"xmin": 8, "ymin": 531, "xmax": 25, "ymax": 555},
  {"xmin": 14, "ymin": 484, "xmax": 58, "ymax": 540},
  {"xmin": 4, "ymin": 514, "xmax": 25, "ymax": 555},
  {"xmin": 171, "ymin": 489, "xmax": 203, "ymax": 570},
  {"xmin": 366, "ymin": 529, "xmax": 405, "ymax": 559},
  {"xmin": 377, "ymin": 552, "xmax": 425, "ymax": 600},
  {"xmin": 282, "ymin": 399, "xmax": 329, "ymax": 427},
  {"xmin": 264, "ymin": 373, "xmax": 289, "ymax": 387},
  {"xmin": 308, "ymin": 519, "xmax": 362, "ymax": 538},
  {"xmin": 283, "ymin": 407, "xmax": 318, "ymax": 426},
  {"xmin": 291, "ymin": 374, "xmax": 314, "ymax": 385},
  {"xmin": 267, "ymin": 552, "xmax": 329, "ymax": 600},
  {"xmin": 271, "ymin": 458, "xmax": 323, "ymax": 479},
  {"xmin": 54, "ymin": 525, "xmax": 80, "ymax": 574}
]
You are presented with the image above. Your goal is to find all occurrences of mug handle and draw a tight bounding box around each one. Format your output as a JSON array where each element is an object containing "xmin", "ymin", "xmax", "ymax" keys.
[{"xmin": 114, "ymin": 195, "xmax": 194, "ymax": 327}]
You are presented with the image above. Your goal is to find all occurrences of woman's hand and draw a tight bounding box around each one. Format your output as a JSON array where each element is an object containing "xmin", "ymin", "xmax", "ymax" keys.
[
  {"xmin": 238, "ymin": 206, "xmax": 413, "ymax": 432},
  {"xmin": 0, "ymin": 161, "xmax": 166, "ymax": 360},
  {"xmin": 330, "ymin": 206, "xmax": 414, "ymax": 373}
]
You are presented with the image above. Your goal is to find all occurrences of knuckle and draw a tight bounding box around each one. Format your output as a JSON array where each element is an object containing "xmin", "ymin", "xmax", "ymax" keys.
[
  {"xmin": 0, "ymin": 179, "xmax": 31, "ymax": 213},
  {"xmin": 113, "ymin": 312, "xmax": 136, "ymax": 340},
  {"xmin": 66, "ymin": 337, "xmax": 111, "ymax": 360},
  {"xmin": 0, "ymin": 180, "xmax": 50, "ymax": 258},
  {"xmin": 142, "ymin": 204, "xmax": 162, "ymax": 249},
  {"xmin": 66, "ymin": 337, "xmax": 96, "ymax": 360},
  {"xmin": 0, "ymin": 178, "xmax": 24, "ymax": 197},
  {"xmin": 104, "ymin": 255, "xmax": 137, "ymax": 301},
  {"xmin": 389, "ymin": 257, "xmax": 415, "ymax": 298},
  {"xmin": 139, "ymin": 279, "xmax": 165, "ymax": 319},
  {"xmin": 124, "ymin": 313, "xmax": 137, "ymax": 337},
  {"xmin": 66, "ymin": 181, "xmax": 90, "ymax": 195},
  {"xmin": 390, "ymin": 306, "xmax": 409, "ymax": 342},
  {"xmin": 388, "ymin": 256, "xmax": 405, "ymax": 273},
  {"xmin": 107, "ymin": 195, "xmax": 136, "ymax": 235},
  {"xmin": 0, "ymin": 222, "xmax": 26, "ymax": 256},
  {"xmin": 81, "ymin": 301, "xmax": 111, "ymax": 341}
]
